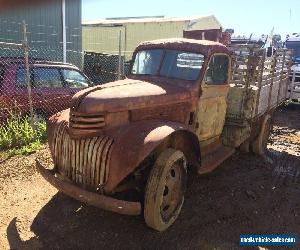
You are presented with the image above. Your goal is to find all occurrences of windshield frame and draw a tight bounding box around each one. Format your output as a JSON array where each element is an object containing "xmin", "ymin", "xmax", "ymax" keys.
[{"xmin": 130, "ymin": 48, "xmax": 206, "ymax": 82}]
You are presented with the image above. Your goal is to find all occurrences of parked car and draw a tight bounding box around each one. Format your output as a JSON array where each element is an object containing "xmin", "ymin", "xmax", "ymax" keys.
[{"xmin": 0, "ymin": 57, "xmax": 90, "ymax": 122}]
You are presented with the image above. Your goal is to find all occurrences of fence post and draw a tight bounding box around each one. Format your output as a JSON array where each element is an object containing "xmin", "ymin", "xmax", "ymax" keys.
[
  {"xmin": 118, "ymin": 30, "xmax": 122, "ymax": 80},
  {"xmin": 22, "ymin": 20, "xmax": 34, "ymax": 127}
]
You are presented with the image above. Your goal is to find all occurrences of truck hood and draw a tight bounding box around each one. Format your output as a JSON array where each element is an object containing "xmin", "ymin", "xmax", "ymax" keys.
[{"xmin": 71, "ymin": 78, "xmax": 195, "ymax": 114}]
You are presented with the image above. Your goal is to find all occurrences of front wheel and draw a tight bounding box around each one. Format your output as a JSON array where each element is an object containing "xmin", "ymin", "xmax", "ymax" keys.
[{"xmin": 144, "ymin": 148, "xmax": 187, "ymax": 231}]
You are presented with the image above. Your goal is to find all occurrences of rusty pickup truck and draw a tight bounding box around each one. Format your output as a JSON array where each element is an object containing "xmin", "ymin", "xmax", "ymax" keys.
[{"xmin": 36, "ymin": 38, "xmax": 292, "ymax": 231}]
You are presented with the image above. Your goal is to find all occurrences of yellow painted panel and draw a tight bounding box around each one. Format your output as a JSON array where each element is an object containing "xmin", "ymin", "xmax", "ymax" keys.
[
  {"xmin": 83, "ymin": 21, "xmax": 188, "ymax": 60},
  {"xmin": 124, "ymin": 21, "xmax": 186, "ymax": 59},
  {"xmin": 82, "ymin": 15, "xmax": 222, "ymax": 61},
  {"xmin": 82, "ymin": 26, "xmax": 125, "ymax": 55},
  {"xmin": 196, "ymin": 85, "xmax": 229, "ymax": 142}
]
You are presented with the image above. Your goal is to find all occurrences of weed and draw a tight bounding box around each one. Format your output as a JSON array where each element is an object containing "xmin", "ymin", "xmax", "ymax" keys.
[{"xmin": 0, "ymin": 112, "xmax": 47, "ymax": 157}]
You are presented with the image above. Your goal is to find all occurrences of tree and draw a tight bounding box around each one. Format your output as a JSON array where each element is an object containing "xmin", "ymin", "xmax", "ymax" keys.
[{"xmin": 272, "ymin": 34, "xmax": 282, "ymax": 47}]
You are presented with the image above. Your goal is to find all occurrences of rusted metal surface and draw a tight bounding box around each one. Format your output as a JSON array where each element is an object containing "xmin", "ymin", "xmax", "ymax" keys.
[
  {"xmin": 103, "ymin": 120, "xmax": 200, "ymax": 192},
  {"xmin": 45, "ymin": 38, "xmax": 231, "ymax": 194},
  {"xmin": 135, "ymin": 38, "xmax": 228, "ymax": 56},
  {"xmin": 183, "ymin": 29, "xmax": 232, "ymax": 46},
  {"xmin": 42, "ymin": 38, "xmax": 292, "ymax": 213},
  {"xmin": 71, "ymin": 79, "xmax": 196, "ymax": 114},
  {"xmin": 36, "ymin": 159, "xmax": 141, "ymax": 215},
  {"xmin": 53, "ymin": 121, "xmax": 114, "ymax": 191}
]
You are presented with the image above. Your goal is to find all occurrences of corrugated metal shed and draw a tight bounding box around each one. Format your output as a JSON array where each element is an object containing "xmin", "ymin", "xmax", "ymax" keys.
[
  {"xmin": 0, "ymin": 0, "xmax": 82, "ymax": 66},
  {"xmin": 82, "ymin": 15, "xmax": 222, "ymax": 60}
]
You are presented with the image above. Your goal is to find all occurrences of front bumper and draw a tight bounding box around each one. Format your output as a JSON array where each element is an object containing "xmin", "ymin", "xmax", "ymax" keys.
[{"xmin": 36, "ymin": 159, "xmax": 141, "ymax": 215}]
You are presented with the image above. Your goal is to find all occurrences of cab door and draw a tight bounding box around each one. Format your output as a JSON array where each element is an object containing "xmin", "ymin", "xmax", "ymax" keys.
[{"xmin": 196, "ymin": 54, "xmax": 230, "ymax": 143}]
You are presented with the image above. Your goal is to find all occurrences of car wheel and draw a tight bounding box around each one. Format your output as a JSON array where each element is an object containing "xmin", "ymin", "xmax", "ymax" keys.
[{"xmin": 144, "ymin": 148, "xmax": 187, "ymax": 231}]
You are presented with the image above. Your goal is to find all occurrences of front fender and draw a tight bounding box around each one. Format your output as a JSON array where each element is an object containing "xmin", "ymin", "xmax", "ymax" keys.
[{"xmin": 105, "ymin": 120, "xmax": 200, "ymax": 192}]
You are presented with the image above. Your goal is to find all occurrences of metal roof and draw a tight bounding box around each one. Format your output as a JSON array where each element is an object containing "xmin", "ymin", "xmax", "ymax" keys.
[{"xmin": 82, "ymin": 15, "xmax": 221, "ymax": 27}]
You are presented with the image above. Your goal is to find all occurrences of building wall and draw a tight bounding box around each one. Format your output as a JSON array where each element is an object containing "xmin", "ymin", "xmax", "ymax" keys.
[
  {"xmin": 124, "ymin": 21, "xmax": 186, "ymax": 59},
  {"xmin": 65, "ymin": 0, "xmax": 82, "ymax": 66},
  {"xmin": 82, "ymin": 20, "xmax": 187, "ymax": 61},
  {"xmin": 0, "ymin": 0, "xmax": 82, "ymax": 66},
  {"xmin": 82, "ymin": 15, "xmax": 222, "ymax": 61},
  {"xmin": 82, "ymin": 26, "xmax": 126, "ymax": 56}
]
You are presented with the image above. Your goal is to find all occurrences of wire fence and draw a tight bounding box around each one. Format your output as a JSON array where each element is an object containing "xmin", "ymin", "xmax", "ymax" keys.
[{"xmin": 0, "ymin": 18, "xmax": 128, "ymax": 126}]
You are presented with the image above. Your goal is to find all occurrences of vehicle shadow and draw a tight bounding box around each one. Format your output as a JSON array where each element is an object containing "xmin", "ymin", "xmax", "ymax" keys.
[
  {"xmin": 6, "ymin": 190, "xmax": 226, "ymax": 250},
  {"xmin": 7, "ymin": 152, "xmax": 298, "ymax": 250}
]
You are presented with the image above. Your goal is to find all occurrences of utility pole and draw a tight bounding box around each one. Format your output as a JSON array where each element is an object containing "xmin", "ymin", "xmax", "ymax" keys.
[{"xmin": 22, "ymin": 20, "xmax": 34, "ymax": 127}]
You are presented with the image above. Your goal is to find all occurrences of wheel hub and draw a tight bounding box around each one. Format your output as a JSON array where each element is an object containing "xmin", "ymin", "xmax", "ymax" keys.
[{"xmin": 160, "ymin": 161, "xmax": 185, "ymax": 221}]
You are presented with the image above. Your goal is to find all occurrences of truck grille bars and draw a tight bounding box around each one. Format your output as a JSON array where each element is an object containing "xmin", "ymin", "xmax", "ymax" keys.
[
  {"xmin": 70, "ymin": 112, "xmax": 106, "ymax": 130},
  {"xmin": 53, "ymin": 122, "xmax": 114, "ymax": 191}
]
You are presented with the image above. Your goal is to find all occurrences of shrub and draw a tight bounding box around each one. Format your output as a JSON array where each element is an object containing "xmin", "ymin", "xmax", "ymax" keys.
[{"xmin": 0, "ymin": 112, "xmax": 47, "ymax": 156}]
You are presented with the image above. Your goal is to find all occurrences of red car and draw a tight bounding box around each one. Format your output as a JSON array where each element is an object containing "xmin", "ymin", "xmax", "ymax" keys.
[{"xmin": 0, "ymin": 57, "xmax": 90, "ymax": 122}]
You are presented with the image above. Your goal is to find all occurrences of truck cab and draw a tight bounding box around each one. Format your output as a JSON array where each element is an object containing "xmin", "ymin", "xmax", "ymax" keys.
[{"xmin": 37, "ymin": 38, "xmax": 292, "ymax": 231}]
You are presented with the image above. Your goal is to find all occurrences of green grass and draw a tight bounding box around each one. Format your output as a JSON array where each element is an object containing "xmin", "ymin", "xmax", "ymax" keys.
[{"xmin": 0, "ymin": 113, "xmax": 47, "ymax": 158}]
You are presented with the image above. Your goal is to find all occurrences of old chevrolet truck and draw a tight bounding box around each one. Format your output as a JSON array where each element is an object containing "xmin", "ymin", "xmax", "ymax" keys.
[{"xmin": 36, "ymin": 38, "xmax": 292, "ymax": 231}]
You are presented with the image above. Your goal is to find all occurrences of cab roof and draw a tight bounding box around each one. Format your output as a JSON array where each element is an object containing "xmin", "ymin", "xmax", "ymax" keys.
[{"xmin": 136, "ymin": 38, "xmax": 229, "ymax": 56}]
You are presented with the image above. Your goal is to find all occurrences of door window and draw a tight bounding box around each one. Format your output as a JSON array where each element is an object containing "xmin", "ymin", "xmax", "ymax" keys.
[
  {"xmin": 33, "ymin": 68, "xmax": 62, "ymax": 88},
  {"xmin": 62, "ymin": 69, "xmax": 89, "ymax": 88},
  {"xmin": 205, "ymin": 55, "xmax": 229, "ymax": 85}
]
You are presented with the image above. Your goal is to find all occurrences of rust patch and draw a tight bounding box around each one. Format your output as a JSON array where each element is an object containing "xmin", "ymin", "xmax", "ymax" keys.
[
  {"xmin": 130, "ymin": 102, "xmax": 193, "ymax": 124},
  {"xmin": 53, "ymin": 123, "xmax": 114, "ymax": 192}
]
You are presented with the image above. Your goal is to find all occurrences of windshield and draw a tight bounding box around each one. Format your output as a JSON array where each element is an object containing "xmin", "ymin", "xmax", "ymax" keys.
[
  {"xmin": 132, "ymin": 49, "xmax": 205, "ymax": 81},
  {"xmin": 62, "ymin": 69, "xmax": 89, "ymax": 88}
]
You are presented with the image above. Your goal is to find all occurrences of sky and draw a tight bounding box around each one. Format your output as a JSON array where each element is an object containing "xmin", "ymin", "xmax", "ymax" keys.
[{"xmin": 82, "ymin": 0, "xmax": 300, "ymax": 38}]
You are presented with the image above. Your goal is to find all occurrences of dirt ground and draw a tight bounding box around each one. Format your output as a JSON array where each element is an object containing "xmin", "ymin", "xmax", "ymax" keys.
[{"xmin": 0, "ymin": 104, "xmax": 299, "ymax": 250}]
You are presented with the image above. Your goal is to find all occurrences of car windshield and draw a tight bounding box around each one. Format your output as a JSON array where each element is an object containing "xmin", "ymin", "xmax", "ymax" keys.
[
  {"xmin": 132, "ymin": 49, "xmax": 205, "ymax": 81},
  {"xmin": 62, "ymin": 69, "xmax": 89, "ymax": 88}
]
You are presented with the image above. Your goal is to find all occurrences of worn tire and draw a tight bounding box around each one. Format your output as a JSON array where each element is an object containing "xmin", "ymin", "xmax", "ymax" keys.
[
  {"xmin": 144, "ymin": 148, "xmax": 187, "ymax": 231},
  {"xmin": 251, "ymin": 114, "xmax": 272, "ymax": 155}
]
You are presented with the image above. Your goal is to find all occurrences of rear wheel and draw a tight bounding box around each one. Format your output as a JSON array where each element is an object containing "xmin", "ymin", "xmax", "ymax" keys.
[
  {"xmin": 251, "ymin": 114, "xmax": 273, "ymax": 155},
  {"xmin": 144, "ymin": 148, "xmax": 187, "ymax": 231}
]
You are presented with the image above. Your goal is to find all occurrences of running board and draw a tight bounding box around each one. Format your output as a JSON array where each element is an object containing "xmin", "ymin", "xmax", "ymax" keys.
[{"xmin": 198, "ymin": 146, "xmax": 235, "ymax": 174}]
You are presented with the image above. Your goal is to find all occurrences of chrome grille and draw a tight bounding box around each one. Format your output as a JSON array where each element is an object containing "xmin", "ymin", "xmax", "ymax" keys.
[{"xmin": 53, "ymin": 122, "xmax": 113, "ymax": 190}]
